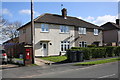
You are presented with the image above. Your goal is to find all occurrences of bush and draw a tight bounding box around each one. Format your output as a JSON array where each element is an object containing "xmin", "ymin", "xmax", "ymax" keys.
[
  {"xmin": 91, "ymin": 48, "xmax": 106, "ymax": 58},
  {"xmin": 67, "ymin": 46, "xmax": 119, "ymax": 61},
  {"xmin": 105, "ymin": 46, "xmax": 115, "ymax": 57},
  {"xmin": 71, "ymin": 47, "xmax": 83, "ymax": 49},
  {"xmin": 81, "ymin": 48, "xmax": 92, "ymax": 60},
  {"xmin": 87, "ymin": 44, "xmax": 97, "ymax": 47},
  {"xmin": 114, "ymin": 46, "xmax": 120, "ymax": 56}
]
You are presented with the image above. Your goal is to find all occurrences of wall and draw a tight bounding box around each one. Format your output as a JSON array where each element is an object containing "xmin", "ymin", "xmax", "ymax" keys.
[
  {"xmin": 103, "ymin": 30, "xmax": 118, "ymax": 44},
  {"xmin": 19, "ymin": 24, "xmax": 32, "ymax": 44},
  {"xmin": 34, "ymin": 23, "xmax": 75, "ymax": 56},
  {"xmin": 118, "ymin": 30, "xmax": 120, "ymax": 46},
  {"xmin": 75, "ymin": 27, "xmax": 103, "ymax": 46}
]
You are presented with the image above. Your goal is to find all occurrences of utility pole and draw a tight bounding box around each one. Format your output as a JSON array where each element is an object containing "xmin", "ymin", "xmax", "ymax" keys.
[{"xmin": 31, "ymin": 0, "xmax": 35, "ymax": 64}]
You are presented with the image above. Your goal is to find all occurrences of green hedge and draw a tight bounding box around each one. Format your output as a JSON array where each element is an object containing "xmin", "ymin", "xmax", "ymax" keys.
[
  {"xmin": 91, "ymin": 48, "xmax": 106, "ymax": 58},
  {"xmin": 113, "ymin": 46, "xmax": 120, "ymax": 56},
  {"xmin": 80, "ymin": 48, "xmax": 92, "ymax": 60},
  {"xmin": 105, "ymin": 46, "xmax": 115, "ymax": 57},
  {"xmin": 87, "ymin": 44, "xmax": 97, "ymax": 47},
  {"xmin": 67, "ymin": 46, "xmax": 120, "ymax": 60}
]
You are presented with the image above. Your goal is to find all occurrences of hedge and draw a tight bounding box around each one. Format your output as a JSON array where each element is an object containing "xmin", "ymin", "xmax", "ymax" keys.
[
  {"xmin": 80, "ymin": 48, "xmax": 92, "ymax": 60},
  {"xmin": 113, "ymin": 46, "xmax": 120, "ymax": 56},
  {"xmin": 91, "ymin": 48, "xmax": 106, "ymax": 58},
  {"xmin": 105, "ymin": 46, "xmax": 115, "ymax": 57},
  {"xmin": 67, "ymin": 46, "xmax": 120, "ymax": 60}
]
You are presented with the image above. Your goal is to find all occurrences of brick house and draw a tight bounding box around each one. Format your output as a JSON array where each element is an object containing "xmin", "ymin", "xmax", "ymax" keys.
[
  {"xmin": 101, "ymin": 19, "xmax": 120, "ymax": 46},
  {"xmin": 17, "ymin": 8, "xmax": 102, "ymax": 57},
  {"xmin": 3, "ymin": 37, "xmax": 19, "ymax": 45}
]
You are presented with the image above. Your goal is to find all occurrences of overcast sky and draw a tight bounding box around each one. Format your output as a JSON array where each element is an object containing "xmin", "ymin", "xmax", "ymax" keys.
[{"xmin": 1, "ymin": 2, "xmax": 119, "ymax": 43}]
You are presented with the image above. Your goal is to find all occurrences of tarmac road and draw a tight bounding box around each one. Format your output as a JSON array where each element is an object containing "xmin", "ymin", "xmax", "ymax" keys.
[
  {"xmin": 26, "ymin": 62, "xmax": 119, "ymax": 78},
  {"xmin": 1, "ymin": 59, "xmax": 119, "ymax": 79}
]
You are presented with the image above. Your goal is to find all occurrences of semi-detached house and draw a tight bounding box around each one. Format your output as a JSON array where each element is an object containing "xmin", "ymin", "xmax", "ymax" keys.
[
  {"xmin": 17, "ymin": 8, "xmax": 103, "ymax": 57},
  {"xmin": 101, "ymin": 19, "xmax": 120, "ymax": 46}
]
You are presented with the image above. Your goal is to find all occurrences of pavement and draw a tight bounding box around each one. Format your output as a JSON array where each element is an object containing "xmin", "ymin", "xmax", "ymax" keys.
[
  {"xmin": 35, "ymin": 58, "xmax": 54, "ymax": 66},
  {"xmin": 0, "ymin": 64, "xmax": 19, "ymax": 70}
]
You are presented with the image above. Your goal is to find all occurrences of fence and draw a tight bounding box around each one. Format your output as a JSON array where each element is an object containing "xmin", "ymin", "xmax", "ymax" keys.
[{"xmin": 3, "ymin": 43, "xmax": 33, "ymax": 65}]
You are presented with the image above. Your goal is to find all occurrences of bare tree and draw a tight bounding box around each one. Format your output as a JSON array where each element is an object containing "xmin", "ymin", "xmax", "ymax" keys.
[
  {"xmin": 0, "ymin": 21, "xmax": 21, "ymax": 41},
  {"xmin": 0, "ymin": 16, "xmax": 7, "ymax": 27}
]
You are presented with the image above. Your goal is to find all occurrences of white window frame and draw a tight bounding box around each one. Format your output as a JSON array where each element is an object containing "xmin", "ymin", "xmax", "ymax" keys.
[
  {"xmin": 41, "ymin": 23, "xmax": 49, "ymax": 32},
  {"xmin": 94, "ymin": 29, "xmax": 98, "ymax": 35},
  {"xmin": 79, "ymin": 41, "xmax": 87, "ymax": 47},
  {"xmin": 60, "ymin": 25, "xmax": 69, "ymax": 33},
  {"xmin": 61, "ymin": 41, "xmax": 70, "ymax": 52},
  {"xmin": 79, "ymin": 27, "xmax": 86, "ymax": 34}
]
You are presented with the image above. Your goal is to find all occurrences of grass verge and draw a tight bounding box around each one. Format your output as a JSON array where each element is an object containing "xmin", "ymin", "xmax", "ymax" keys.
[
  {"xmin": 40, "ymin": 56, "xmax": 67, "ymax": 62},
  {"xmin": 14, "ymin": 58, "xmax": 23, "ymax": 61},
  {"xmin": 74, "ymin": 57, "xmax": 120, "ymax": 66}
]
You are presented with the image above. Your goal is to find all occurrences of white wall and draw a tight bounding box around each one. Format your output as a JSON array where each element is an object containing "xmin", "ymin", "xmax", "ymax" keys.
[{"xmin": 34, "ymin": 23, "xmax": 75, "ymax": 56}]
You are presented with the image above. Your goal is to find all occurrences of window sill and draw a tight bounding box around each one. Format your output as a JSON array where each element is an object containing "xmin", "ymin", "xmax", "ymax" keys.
[
  {"xmin": 40, "ymin": 31, "xmax": 49, "ymax": 33},
  {"xmin": 59, "ymin": 32, "xmax": 70, "ymax": 34},
  {"xmin": 79, "ymin": 33, "xmax": 86, "ymax": 35},
  {"xmin": 60, "ymin": 51, "xmax": 66, "ymax": 53}
]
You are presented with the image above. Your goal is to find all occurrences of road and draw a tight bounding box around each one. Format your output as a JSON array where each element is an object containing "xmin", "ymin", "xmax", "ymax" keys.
[
  {"xmin": 26, "ymin": 62, "xmax": 119, "ymax": 78},
  {"xmin": 1, "ymin": 61, "xmax": 119, "ymax": 79}
]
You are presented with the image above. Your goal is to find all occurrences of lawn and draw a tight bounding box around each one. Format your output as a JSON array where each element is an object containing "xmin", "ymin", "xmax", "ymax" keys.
[
  {"xmin": 14, "ymin": 58, "xmax": 23, "ymax": 61},
  {"xmin": 75, "ymin": 57, "xmax": 120, "ymax": 66},
  {"xmin": 40, "ymin": 56, "xmax": 67, "ymax": 62}
]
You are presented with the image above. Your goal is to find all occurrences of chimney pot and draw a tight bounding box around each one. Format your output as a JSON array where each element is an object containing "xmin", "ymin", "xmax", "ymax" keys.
[
  {"xmin": 61, "ymin": 8, "xmax": 67, "ymax": 19},
  {"xmin": 116, "ymin": 19, "xmax": 120, "ymax": 25}
]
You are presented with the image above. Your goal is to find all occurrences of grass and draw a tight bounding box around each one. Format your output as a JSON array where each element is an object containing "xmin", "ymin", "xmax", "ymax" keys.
[
  {"xmin": 14, "ymin": 58, "xmax": 23, "ymax": 61},
  {"xmin": 29, "ymin": 64, "xmax": 38, "ymax": 66},
  {"xmin": 40, "ymin": 56, "xmax": 67, "ymax": 62},
  {"xmin": 75, "ymin": 57, "xmax": 120, "ymax": 66}
]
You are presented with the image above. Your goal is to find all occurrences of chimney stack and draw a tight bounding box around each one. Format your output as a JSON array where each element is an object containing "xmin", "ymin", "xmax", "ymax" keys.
[
  {"xmin": 61, "ymin": 8, "xmax": 67, "ymax": 19},
  {"xmin": 116, "ymin": 19, "xmax": 120, "ymax": 25}
]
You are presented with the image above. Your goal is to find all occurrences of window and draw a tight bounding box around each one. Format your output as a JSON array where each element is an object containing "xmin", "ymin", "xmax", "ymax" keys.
[
  {"xmin": 79, "ymin": 27, "xmax": 86, "ymax": 34},
  {"xmin": 94, "ymin": 29, "xmax": 98, "ymax": 35},
  {"xmin": 60, "ymin": 26, "xmax": 69, "ymax": 33},
  {"xmin": 41, "ymin": 24, "xmax": 49, "ymax": 32},
  {"xmin": 79, "ymin": 41, "xmax": 87, "ymax": 47},
  {"xmin": 61, "ymin": 41, "xmax": 70, "ymax": 51}
]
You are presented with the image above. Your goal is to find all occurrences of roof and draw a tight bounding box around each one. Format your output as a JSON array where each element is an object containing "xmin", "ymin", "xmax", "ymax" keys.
[
  {"xmin": 3, "ymin": 37, "xmax": 19, "ymax": 44},
  {"xmin": 17, "ymin": 13, "xmax": 102, "ymax": 30},
  {"xmin": 101, "ymin": 22, "xmax": 120, "ymax": 31}
]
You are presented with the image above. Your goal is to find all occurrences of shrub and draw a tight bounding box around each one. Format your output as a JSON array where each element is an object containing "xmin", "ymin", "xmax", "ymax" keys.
[
  {"xmin": 71, "ymin": 47, "xmax": 84, "ymax": 49},
  {"xmin": 67, "ymin": 46, "xmax": 119, "ymax": 62},
  {"xmin": 91, "ymin": 48, "xmax": 106, "ymax": 58},
  {"xmin": 87, "ymin": 44, "xmax": 97, "ymax": 47},
  {"xmin": 105, "ymin": 46, "xmax": 115, "ymax": 57},
  {"xmin": 81, "ymin": 48, "xmax": 92, "ymax": 60},
  {"xmin": 114, "ymin": 46, "xmax": 120, "ymax": 56}
]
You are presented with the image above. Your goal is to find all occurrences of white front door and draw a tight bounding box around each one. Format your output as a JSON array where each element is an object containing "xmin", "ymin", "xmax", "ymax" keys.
[{"xmin": 42, "ymin": 42, "xmax": 48, "ymax": 56}]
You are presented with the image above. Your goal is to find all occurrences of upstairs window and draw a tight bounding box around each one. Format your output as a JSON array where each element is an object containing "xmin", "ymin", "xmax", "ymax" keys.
[
  {"xmin": 79, "ymin": 27, "xmax": 86, "ymax": 34},
  {"xmin": 41, "ymin": 24, "xmax": 49, "ymax": 32},
  {"xmin": 60, "ymin": 26, "xmax": 69, "ymax": 33},
  {"xmin": 94, "ymin": 29, "xmax": 98, "ymax": 35}
]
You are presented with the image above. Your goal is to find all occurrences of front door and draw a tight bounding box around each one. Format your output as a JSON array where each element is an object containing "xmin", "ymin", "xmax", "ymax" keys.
[{"xmin": 42, "ymin": 42, "xmax": 48, "ymax": 56}]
